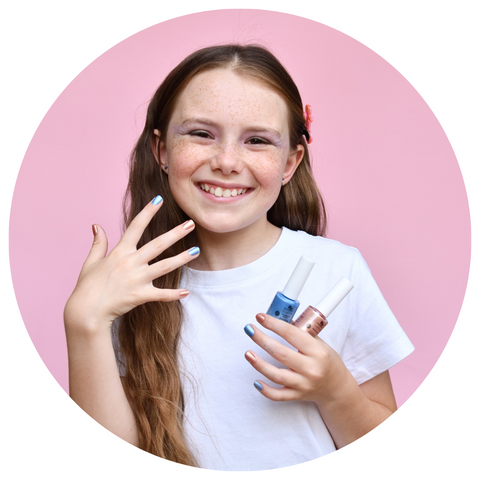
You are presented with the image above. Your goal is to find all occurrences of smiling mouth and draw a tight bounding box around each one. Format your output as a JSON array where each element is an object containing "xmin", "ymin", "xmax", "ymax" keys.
[{"xmin": 199, "ymin": 183, "xmax": 249, "ymax": 198}]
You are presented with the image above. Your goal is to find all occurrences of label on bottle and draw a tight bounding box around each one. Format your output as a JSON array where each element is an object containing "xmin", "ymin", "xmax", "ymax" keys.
[
  {"xmin": 293, "ymin": 306, "xmax": 328, "ymax": 337},
  {"xmin": 266, "ymin": 292, "xmax": 300, "ymax": 323}
]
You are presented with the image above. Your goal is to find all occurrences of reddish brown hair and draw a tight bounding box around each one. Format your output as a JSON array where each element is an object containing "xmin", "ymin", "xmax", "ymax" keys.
[{"xmin": 118, "ymin": 44, "xmax": 327, "ymax": 466}]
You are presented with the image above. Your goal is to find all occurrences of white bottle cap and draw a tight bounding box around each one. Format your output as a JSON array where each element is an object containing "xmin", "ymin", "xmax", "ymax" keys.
[
  {"xmin": 316, "ymin": 278, "xmax": 354, "ymax": 317},
  {"xmin": 282, "ymin": 256, "xmax": 315, "ymax": 300}
]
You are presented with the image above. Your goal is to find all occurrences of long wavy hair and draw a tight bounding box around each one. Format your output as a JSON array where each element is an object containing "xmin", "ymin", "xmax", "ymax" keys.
[{"xmin": 117, "ymin": 44, "xmax": 327, "ymax": 466}]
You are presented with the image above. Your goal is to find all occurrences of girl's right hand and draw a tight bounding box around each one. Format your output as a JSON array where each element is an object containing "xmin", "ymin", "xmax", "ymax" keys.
[{"xmin": 64, "ymin": 195, "xmax": 198, "ymax": 332}]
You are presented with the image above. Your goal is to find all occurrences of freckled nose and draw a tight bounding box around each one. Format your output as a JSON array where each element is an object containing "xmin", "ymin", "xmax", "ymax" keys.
[{"xmin": 210, "ymin": 143, "xmax": 244, "ymax": 176}]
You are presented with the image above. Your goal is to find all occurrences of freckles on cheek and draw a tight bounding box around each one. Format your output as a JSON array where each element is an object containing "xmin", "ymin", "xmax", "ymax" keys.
[
  {"xmin": 169, "ymin": 139, "xmax": 204, "ymax": 175},
  {"xmin": 251, "ymin": 153, "xmax": 285, "ymax": 188}
]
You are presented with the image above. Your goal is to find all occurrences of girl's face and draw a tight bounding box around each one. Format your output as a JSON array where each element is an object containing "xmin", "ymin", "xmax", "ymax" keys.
[{"xmin": 157, "ymin": 68, "xmax": 304, "ymax": 235}]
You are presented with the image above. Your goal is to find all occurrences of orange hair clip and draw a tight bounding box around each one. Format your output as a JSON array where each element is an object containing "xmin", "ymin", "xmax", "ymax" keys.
[{"xmin": 303, "ymin": 104, "xmax": 313, "ymax": 144}]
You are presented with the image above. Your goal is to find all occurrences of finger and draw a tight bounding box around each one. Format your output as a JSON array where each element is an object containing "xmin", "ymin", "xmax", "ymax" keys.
[
  {"xmin": 244, "ymin": 323, "xmax": 305, "ymax": 372},
  {"xmin": 252, "ymin": 380, "xmax": 298, "ymax": 402},
  {"xmin": 146, "ymin": 245, "xmax": 200, "ymax": 281},
  {"xmin": 256, "ymin": 313, "xmax": 321, "ymax": 356},
  {"xmin": 244, "ymin": 350, "xmax": 301, "ymax": 388},
  {"xmin": 142, "ymin": 286, "xmax": 191, "ymax": 303},
  {"xmin": 119, "ymin": 195, "xmax": 164, "ymax": 249},
  {"xmin": 137, "ymin": 218, "xmax": 196, "ymax": 264},
  {"xmin": 82, "ymin": 224, "xmax": 108, "ymax": 269}
]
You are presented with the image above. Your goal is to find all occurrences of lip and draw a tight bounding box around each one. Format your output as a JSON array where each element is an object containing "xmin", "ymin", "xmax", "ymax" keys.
[{"xmin": 196, "ymin": 180, "xmax": 251, "ymax": 190}]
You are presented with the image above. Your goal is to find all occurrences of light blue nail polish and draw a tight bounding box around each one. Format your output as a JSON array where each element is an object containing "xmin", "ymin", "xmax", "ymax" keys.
[
  {"xmin": 266, "ymin": 256, "xmax": 315, "ymax": 323},
  {"xmin": 152, "ymin": 195, "xmax": 163, "ymax": 205},
  {"xmin": 254, "ymin": 381, "xmax": 263, "ymax": 391},
  {"xmin": 244, "ymin": 324, "xmax": 254, "ymax": 337},
  {"xmin": 188, "ymin": 246, "xmax": 200, "ymax": 256}
]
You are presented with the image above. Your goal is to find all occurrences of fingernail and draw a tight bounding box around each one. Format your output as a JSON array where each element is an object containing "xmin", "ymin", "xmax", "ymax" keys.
[
  {"xmin": 92, "ymin": 224, "xmax": 98, "ymax": 237},
  {"xmin": 152, "ymin": 195, "xmax": 163, "ymax": 205},
  {"xmin": 179, "ymin": 290, "xmax": 189, "ymax": 298},
  {"xmin": 188, "ymin": 246, "xmax": 200, "ymax": 256},
  {"xmin": 245, "ymin": 351, "xmax": 256, "ymax": 362},
  {"xmin": 254, "ymin": 381, "xmax": 263, "ymax": 391},
  {"xmin": 182, "ymin": 219, "xmax": 195, "ymax": 230},
  {"xmin": 244, "ymin": 324, "xmax": 254, "ymax": 337},
  {"xmin": 256, "ymin": 313, "xmax": 266, "ymax": 323}
]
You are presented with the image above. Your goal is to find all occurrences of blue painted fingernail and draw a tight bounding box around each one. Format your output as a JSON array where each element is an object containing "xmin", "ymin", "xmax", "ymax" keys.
[
  {"xmin": 152, "ymin": 195, "xmax": 163, "ymax": 205},
  {"xmin": 254, "ymin": 381, "xmax": 263, "ymax": 391},
  {"xmin": 188, "ymin": 246, "xmax": 200, "ymax": 256},
  {"xmin": 244, "ymin": 324, "xmax": 254, "ymax": 337}
]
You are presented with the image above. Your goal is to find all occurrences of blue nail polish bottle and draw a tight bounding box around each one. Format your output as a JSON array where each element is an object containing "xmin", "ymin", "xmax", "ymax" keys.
[{"xmin": 266, "ymin": 256, "xmax": 315, "ymax": 323}]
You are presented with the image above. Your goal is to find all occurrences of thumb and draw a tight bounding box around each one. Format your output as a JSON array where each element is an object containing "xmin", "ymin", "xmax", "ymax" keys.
[{"xmin": 83, "ymin": 224, "xmax": 108, "ymax": 268}]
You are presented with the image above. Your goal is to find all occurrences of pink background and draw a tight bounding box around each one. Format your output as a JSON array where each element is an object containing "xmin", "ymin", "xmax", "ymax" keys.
[{"xmin": 9, "ymin": 10, "xmax": 470, "ymax": 408}]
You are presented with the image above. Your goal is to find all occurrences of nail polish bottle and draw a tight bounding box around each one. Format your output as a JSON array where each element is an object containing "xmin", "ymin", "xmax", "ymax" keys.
[
  {"xmin": 293, "ymin": 278, "xmax": 354, "ymax": 337},
  {"xmin": 266, "ymin": 256, "xmax": 315, "ymax": 323}
]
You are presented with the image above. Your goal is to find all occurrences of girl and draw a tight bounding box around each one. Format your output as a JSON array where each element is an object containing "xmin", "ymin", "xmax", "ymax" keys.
[{"xmin": 64, "ymin": 44, "xmax": 414, "ymax": 471}]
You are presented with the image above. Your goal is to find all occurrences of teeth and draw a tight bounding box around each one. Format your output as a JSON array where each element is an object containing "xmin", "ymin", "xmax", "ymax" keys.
[{"xmin": 200, "ymin": 183, "xmax": 247, "ymax": 198}]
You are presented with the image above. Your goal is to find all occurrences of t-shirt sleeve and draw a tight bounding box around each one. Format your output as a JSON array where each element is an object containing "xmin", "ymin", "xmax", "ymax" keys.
[{"xmin": 340, "ymin": 250, "xmax": 414, "ymax": 385}]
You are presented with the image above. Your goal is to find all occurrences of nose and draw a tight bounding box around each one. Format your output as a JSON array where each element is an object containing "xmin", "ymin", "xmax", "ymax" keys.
[{"xmin": 209, "ymin": 142, "xmax": 244, "ymax": 176}]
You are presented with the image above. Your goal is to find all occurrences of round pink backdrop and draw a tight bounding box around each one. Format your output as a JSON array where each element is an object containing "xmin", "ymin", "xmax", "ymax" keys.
[{"xmin": 9, "ymin": 10, "xmax": 470, "ymax": 408}]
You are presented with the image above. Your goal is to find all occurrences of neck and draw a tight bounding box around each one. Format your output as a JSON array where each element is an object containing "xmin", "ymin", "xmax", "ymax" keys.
[{"xmin": 189, "ymin": 220, "xmax": 282, "ymax": 271}]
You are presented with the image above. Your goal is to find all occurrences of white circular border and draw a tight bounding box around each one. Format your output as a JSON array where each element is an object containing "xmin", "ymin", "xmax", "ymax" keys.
[{"xmin": 2, "ymin": 2, "xmax": 478, "ymax": 478}]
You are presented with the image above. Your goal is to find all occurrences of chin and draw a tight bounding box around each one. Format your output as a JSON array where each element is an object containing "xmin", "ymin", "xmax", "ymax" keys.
[
  {"xmin": 196, "ymin": 215, "xmax": 268, "ymax": 236},
  {"xmin": 198, "ymin": 222, "xmax": 244, "ymax": 235}
]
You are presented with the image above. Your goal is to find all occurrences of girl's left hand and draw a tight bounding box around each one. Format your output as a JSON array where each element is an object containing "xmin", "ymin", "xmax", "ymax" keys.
[{"xmin": 244, "ymin": 313, "xmax": 350, "ymax": 405}]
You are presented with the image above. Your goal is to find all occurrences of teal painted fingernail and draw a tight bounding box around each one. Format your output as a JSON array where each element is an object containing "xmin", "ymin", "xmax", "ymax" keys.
[
  {"xmin": 244, "ymin": 324, "xmax": 254, "ymax": 337},
  {"xmin": 188, "ymin": 246, "xmax": 200, "ymax": 256},
  {"xmin": 254, "ymin": 381, "xmax": 263, "ymax": 391},
  {"xmin": 152, "ymin": 195, "xmax": 163, "ymax": 205}
]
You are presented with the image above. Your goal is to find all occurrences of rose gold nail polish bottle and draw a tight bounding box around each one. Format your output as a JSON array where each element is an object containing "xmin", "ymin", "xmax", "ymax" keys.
[{"xmin": 293, "ymin": 278, "xmax": 354, "ymax": 337}]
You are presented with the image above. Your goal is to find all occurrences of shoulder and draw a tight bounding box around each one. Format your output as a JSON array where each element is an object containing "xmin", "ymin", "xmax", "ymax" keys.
[{"xmin": 283, "ymin": 228, "xmax": 363, "ymax": 266}]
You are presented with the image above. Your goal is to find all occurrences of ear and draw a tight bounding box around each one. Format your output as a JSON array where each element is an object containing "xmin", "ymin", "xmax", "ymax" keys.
[
  {"xmin": 282, "ymin": 144, "xmax": 305, "ymax": 185},
  {"xmin": 151, "ymin": 129, "xmax": 169, "ymax": 173},
  {"xmin": 151, "ymin": 129, "xmax": 161, "ymax": 164}
]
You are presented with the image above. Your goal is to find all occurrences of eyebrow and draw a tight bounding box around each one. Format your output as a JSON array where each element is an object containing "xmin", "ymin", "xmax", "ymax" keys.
[
  {"xmin": 247, "ymin": 126, "xmax": 282, "ymax": 139},
  {"xmin": 179, "ymin": 117, "xmax": 217, "ymax": 128}
]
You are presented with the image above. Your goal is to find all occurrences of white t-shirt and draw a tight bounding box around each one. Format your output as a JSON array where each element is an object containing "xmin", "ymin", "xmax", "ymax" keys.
[{"xmin": 178, "ymin": 228, "xmax": 414, "ymax": 471}]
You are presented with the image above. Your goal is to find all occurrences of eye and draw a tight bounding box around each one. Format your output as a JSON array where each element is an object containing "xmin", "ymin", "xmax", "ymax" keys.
[
  {"xmin": 246, "ymin": 137, "xmax": 270, "ymax": 145},
  {"xmin": 189, "ymin": 130, "xmax": 213, "ymax": 139}
]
